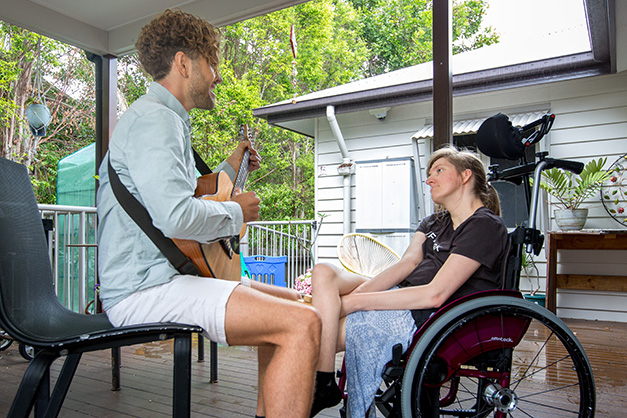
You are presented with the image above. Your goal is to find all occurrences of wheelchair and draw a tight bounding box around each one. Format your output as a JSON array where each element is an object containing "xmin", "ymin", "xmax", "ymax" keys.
[{"xmin": 336, "ymin": 113, "xmax": 596, "ymax": 418}]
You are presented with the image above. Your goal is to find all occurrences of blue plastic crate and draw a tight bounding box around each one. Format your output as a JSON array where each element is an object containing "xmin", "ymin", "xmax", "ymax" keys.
[{"xmin": 243, "ymin": 255, "xmax": 287, "ymax": 287}]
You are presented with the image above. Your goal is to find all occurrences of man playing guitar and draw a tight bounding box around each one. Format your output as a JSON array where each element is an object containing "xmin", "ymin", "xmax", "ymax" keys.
[{"xmin": 97, "ymin": 9, "xmax": 321, "ymax": 418}]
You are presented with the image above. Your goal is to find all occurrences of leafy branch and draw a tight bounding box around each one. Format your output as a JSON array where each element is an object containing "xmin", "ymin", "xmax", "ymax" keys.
[{"xmin": 540, "ymin": 158, "xmax": 611, "ymax": 210}]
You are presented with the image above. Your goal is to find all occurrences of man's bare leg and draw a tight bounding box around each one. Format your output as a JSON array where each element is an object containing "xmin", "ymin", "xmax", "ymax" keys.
[
  {"xmin": 225, "ymin": 285, "xmax": 321, "ymax": 418},
  {"xmin": 256, "ymin": 345, "xmax": 273, "ymax": 416},
  {"xmin": 250, "ymin": 280, "xmax": 300, "ymax": 301},
  {"xmin": 249, "ymin": 280, "xmax": 301, "ymax": 417}
]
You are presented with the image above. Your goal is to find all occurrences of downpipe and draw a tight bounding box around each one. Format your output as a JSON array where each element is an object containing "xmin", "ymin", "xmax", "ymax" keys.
[{"xmin": 326, "ymin": 106, "xmax": 354, "ymax": 235}]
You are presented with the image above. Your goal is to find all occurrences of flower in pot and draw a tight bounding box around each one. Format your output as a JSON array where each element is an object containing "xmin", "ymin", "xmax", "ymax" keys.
[{"xmin": 539, "ymin": 157, "xmax": 610, "ymax": 230}]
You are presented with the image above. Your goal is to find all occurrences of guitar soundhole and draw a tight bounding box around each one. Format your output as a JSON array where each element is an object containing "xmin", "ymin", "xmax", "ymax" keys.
[
  {"xmin": 230, "ymin": 236, "xmax": 240, "ymax": 255},
  {"xmin": 218, "ymin": 236, "xmax": 240, "ymax": 259}
]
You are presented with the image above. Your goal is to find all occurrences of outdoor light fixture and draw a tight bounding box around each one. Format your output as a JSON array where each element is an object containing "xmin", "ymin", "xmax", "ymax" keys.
[
  {"xmin": 25, "ymin": 103, "xmax": 51, "ymax": 137},
  {"xmin": 26, "ymin": 38, "xmax": 51, "ymax": 137}
]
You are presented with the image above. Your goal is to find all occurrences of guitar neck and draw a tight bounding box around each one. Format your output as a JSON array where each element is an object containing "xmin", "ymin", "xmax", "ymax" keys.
[
  {"xmin": 232, "ymin": 149, "xmax": 249, "ymax": 195},
  {"xmin": 230, "ymin": 123, "xmax": 253, "ymax": 198}
]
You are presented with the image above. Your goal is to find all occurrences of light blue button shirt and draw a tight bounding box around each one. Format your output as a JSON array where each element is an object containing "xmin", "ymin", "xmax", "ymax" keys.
[{"xmin": 97, "ymin": 82, "xmax": 243, "ymax": 311}]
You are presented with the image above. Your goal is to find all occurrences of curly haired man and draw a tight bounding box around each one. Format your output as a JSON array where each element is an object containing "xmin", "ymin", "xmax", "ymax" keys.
[{"xmin": 97, "ymin": 9, "xmax": 321, "ymax": 418}]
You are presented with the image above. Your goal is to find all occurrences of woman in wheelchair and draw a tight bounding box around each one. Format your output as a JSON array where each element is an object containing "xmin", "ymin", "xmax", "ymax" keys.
[{"xmin": 309, "ymin": 146, "xmax": 509, "ymax": 417}]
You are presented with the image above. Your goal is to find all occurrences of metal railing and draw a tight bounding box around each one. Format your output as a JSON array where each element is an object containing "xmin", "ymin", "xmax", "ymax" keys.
[
  {"xmin": 38, "ymin": 204, "xmax": 98, "ymax": 314},
  {"xmin": 37, "ymin": 204, "xmax": 318, "ymax": 312},
  {"xmin": 242, "ymin": 220, "xmax": 319, "ymax": 288}
]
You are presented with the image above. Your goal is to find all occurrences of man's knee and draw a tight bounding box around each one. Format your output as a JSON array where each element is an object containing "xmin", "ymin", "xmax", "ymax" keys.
[{"xmin": 290, "ymin": 305, "xmax": 322, "ymax": 351}]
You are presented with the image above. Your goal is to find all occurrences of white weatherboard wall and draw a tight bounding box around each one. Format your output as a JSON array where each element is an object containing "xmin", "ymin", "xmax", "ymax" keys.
[
  {"xmin": 315, "ymin": 105, "xmax": 429, "ymax": 264},
  {"xmin": 313, "ymin": 70, "xmax": 627, "ymax": 322}
]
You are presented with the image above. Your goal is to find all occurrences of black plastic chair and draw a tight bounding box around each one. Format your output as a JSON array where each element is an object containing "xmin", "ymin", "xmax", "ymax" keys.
[{"xmin": 0, "ymin": 157, "xmax": 203, "ymax": 418}]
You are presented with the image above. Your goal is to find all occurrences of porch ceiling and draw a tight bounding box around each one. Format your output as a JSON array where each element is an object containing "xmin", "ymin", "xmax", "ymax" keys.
[{"xmin": 0, "ymin": 0, "xmax": 310, "ymax": 56}]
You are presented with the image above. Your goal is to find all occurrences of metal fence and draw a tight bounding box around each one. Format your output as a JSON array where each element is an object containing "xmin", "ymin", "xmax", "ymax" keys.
[
  {"xmin": 37, "ymin": 204, "xmax": 318, "ymax": 312},
  {"xmin": 38, "ymin": 204, "xmax": 98, "ymax": 314},
  {"xmin": 242, "ymin": 220, "xmax": 319, "ymax": 288}
]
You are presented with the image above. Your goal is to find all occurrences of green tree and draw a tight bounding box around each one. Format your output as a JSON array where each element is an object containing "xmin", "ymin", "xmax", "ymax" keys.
[
  {"xmin": 351, "ymin": 0, "xmax": 499, "ymax": 75},
  {"xmin": 192, "ymin": 0, "xmax": 370, "ymax": 220},
  {"xmin": 3, "ymin": 0, "xmax": 496, "ymax": 214},
  {"xmin": 1, "ymin": 22, "xmax": 95, "ymax": 203}
]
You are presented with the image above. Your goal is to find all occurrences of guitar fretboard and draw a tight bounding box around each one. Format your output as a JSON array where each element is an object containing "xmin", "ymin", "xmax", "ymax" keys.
[{"xmin": 231, "ymin": 149, "xmax": 249, "ymax": 197}]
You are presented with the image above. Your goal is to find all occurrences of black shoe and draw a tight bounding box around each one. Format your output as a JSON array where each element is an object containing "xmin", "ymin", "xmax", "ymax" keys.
[{"xmin": 310, "ymin": 378, "xmax": 343, "ymax": 417}]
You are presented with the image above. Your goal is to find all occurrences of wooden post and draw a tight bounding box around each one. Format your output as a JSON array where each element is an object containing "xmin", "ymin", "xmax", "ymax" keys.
[{"xmin": 432, "ymin": 0, "xmax": 453, "ymax": 151}]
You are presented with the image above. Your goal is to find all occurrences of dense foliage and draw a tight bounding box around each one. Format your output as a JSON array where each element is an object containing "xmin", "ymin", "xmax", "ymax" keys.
[
  {"xmin": 0, "ymin": 24, "xmax": 95, "ymax": 201},
  {"xmin": 1, "ymin": 0, "xmax": 497, "ymax": 219}
]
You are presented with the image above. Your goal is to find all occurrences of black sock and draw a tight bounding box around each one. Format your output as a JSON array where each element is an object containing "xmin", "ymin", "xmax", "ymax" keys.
[
  {"xmin": 316, "ymin": 371, "xmax": 335, "ymax": 385},
  {"xmin": 310, "ymin": 371, "xmax": 343, "ymax": 418},
  {"xmin": 255, "ymin": 416, "xmax": 265, "ymax": 418}
]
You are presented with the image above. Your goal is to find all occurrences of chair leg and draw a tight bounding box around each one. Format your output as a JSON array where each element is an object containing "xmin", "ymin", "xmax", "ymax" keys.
[
  {"xmin": 9, "ymin": 350, "xmax": 58, "ymax": 418},
  {"xmin": 33, "ymin": 366, "xmax": 50, "ymax": 418},
  {"xmin": 172, "ymin": 334, "xmax": 192, "ymax": 418},
  {"xmin": 197, "ymin": 333, "xmax": 204, "ymax": 362},
  {"xmin": 43, "ymin": 353, "xmax": 82, "ymax": 418},
  {"xmin": 111, "ymin": 347, "xmax": 121, "ymax": 391},
  {"xmin": 210, "ymin": 341, "xmax": 218, "ymax": 383}
]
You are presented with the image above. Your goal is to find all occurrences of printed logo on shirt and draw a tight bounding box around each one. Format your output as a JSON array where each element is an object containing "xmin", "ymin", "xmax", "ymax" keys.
[{"xmin": 425, "ymin": 231, "xmax": 442, "ymax": 252}]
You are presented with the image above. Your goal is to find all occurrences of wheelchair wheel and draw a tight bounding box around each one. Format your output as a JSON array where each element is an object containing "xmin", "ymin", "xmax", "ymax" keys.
[
  {"xmin": 0, "ymin": 329, "xmax": 13, "ymax": 351},
  {"xmin": 400, "ymin": 296, "xmax": 595, "ymax": 418},
  {"xmin": 18, "ymin": 343, "xmax": 35, "ymax": 361}
]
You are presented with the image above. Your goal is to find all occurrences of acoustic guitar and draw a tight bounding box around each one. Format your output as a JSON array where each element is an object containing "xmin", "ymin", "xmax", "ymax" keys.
[{"xmin": 172, "ymin": 125, "xmax": 253, "ymax": 281}]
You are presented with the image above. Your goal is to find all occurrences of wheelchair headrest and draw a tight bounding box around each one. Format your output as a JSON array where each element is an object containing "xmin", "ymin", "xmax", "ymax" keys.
[{"xmin": 476, "ymin": 113, "xmax": 525, "ymax": 160}]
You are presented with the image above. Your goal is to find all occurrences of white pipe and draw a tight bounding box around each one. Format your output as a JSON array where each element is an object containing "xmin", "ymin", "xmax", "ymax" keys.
[
  {"xmin": 342, "ymin": 171, "xmax": 351, "ymax": 234},
  {"xmin": 326, "ymin": 105, "xmax": 352, "ymax": 234},
  {"xmin": 326, "ymin": 106, "xmax": 350, "ymax": 159}
]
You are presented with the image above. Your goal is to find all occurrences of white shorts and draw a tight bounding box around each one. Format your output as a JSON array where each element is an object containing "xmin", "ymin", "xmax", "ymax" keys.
[{"xmin": 106, "ymin": 275, "xmax": 240, "ymax": 345}]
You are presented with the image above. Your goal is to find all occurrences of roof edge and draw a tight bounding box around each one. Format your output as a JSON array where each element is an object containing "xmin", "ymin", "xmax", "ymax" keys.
[{"xmin": 254, "ymin": 51, "xmax": 610, "ymax": 126}]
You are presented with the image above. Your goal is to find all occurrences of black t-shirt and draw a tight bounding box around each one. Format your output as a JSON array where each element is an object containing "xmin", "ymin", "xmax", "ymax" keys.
[{"xmin": 399, "ymin": 207, "xmax": 508, "ymax": 326}]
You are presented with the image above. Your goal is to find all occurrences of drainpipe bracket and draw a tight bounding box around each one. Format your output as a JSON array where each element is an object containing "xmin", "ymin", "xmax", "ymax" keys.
[{"xmin": 338, "ymin": 161, "xmax": 355, "ymax": 176}]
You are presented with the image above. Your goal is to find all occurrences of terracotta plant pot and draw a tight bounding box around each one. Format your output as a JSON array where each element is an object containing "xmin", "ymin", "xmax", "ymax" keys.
[{"xmin": 554, "ymin": 208, "xmax": 588, "ymax": 230}]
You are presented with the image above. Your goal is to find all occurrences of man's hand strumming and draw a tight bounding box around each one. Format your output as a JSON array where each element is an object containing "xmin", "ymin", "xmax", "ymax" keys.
[{"xmin": 231, "ymin": 188, "xmax": 260, "ymax": 222}]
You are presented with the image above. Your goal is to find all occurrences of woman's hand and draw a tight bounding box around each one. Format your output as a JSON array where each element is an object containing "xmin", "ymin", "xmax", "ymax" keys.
[{"xmin": 339, "ymin": 293, "xmax": 357, "ymax": 317}]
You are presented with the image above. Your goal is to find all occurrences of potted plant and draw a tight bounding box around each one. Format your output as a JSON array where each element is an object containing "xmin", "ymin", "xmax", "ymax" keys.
[
  {"xmin": 521, "ymin": 252, "xmax": 545, "ymax": 307},
  {"xmin": 539, "ymin": 157, "xmax": 610, "ymax": 230}
]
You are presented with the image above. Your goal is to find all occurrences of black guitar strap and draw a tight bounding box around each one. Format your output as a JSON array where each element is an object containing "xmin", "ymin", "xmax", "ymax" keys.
[
  {"xmin": 193, "ymin": 149, "xmax": 212, "ymax": 176},
  {"xmin": 107, "ymin": 154, "xmax": 204, "ymax": 276}
]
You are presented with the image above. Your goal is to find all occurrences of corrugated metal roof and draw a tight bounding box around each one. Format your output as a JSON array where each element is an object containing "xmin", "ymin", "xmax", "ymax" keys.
[{"xmin": 412, "ymin": 111, "xmax": 549, "ymax": 139}]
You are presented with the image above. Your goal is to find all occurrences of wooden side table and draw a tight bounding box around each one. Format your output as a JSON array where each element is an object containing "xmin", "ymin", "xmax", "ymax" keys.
[{"xmin": 545, "ymin": 230, "xmax": 627, "ymax": 313}]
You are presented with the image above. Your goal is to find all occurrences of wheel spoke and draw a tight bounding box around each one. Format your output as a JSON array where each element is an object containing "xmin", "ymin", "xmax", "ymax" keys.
[{"xmin": 512, "ymin": 329, "xmax": 554, "ymax": 392}]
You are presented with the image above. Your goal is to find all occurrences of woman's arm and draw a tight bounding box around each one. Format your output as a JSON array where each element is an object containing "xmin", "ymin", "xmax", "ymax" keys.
[
  {"xmin": 351, "ymin": 231, "xmax": 426, "ymax": 294},
  {"xmin": 341, "ymin": 253, "xmax": 481, "ymax": 315}
]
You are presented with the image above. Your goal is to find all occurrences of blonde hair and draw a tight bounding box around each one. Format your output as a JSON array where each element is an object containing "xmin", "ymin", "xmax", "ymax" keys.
[{"xmin": 428, "ymin": 146, "xmax": 501, "ymax": 216}]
